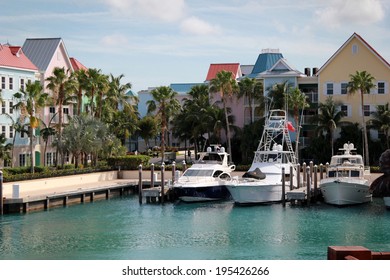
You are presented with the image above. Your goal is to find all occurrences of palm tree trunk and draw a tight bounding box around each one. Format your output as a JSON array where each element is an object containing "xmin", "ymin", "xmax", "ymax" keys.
[
  {"xmin": 361, "ymin": 93, "xmax": 370, "ymax": 166},
  {"xmin": 223, "ymin": 102, "xmax": 232, "ymax": 162},
  {"xmin": 30, "ymin": 126, "xmax": 34, "ymax": 173}
]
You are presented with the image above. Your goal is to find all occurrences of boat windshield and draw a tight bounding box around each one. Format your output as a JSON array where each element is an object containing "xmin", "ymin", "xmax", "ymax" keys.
[
  {"xmin": 328, "ymin": 170, "xmax": 361, "ymax": 178},
  {"xmin": 331, "ymin": 157, "xmax": 363, "ymax": 165},
  {"xmin": 200, "ymin": 153, "xmax": 223, "ymax": 162},
  {"xmin": 183, "ymin": 169, "xmax": 214, "ymax": 177}
]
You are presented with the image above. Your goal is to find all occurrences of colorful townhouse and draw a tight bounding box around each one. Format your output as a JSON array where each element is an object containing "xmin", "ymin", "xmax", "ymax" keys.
[
  {"xmin": 316, "ymin": 33, "xmax": 390, "ymax": 141},
  {"xmin": 0, "ymin": 44, "xmax": 39, "ymax": 167}
]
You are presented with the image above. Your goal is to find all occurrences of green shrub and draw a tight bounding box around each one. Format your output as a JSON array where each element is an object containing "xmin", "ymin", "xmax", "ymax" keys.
[{"xmin": 107, "ymin": 155, "xmax": 150, "ymax": 170}]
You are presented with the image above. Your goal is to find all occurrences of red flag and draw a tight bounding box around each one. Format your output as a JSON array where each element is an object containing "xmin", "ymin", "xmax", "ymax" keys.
[{"xmin": 286, "ymin": 121, "xmax": 295, "ymax": 132}]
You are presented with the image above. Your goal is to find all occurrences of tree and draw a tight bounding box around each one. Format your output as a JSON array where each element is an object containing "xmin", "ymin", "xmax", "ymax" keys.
[
  {"xmin": 286, "ymin": 87, "xmax": 310, "ymax": 160},
  {"xmin": 138, "ymin": 116, "xmax": 159, "ymax": 150},
  {"xmin": 40, "ymin": 113, "xmax": 58, "ymax": 166},
  {"xmin": 311, "ymin": 96, "xmax": 345, "ymax": 157},
  {"xmin": 267, "ymin": 81, "xmax": 290, "ymax": 110},
  {"xmin": 2, "ymin": 114, "xmax": 28, "ymax": 167},
  {"xmin": 237, "ymin": 77, "xmax": 263, "ymax": 124},
  {"xmin": 71, "ymin": 69, "xmax": 88, "ymax": 115},
  {"xmin": 209, "ymin": 70, "xmax": 239, "ymax": 162},
  {"xmin": 84, "ymin": 68, "xmax": 108, "ymax": 118},
  {"xmin": 46, "ymin": 67, "xmax": 77, "ymax": 167},
  {"xmin": 369, "ymin": 103, "xmax": 390, "ymax": 149},
  {"xmin": 0, "ymin": 133, "xmax": 12, "ymax": 165},
  {"xmin": 13, "ymin": 81, "xmax": 48, "ymax": 172},
  {"xmin": 348, "ymin": 70, "xmax": 376, "ymax": 166},
  {"xmin": 146, "ymin": 86, "xmax": 180, "ymax": 162}
]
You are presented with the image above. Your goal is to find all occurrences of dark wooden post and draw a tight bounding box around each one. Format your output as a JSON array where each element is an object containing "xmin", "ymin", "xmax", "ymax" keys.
[
  {"xmin": 302, "ymin": 162, "xmax": 307, "ymax": 187},
  {"xmin": 319, "ymin": 163, "xmax": 324, "ymax": 180},
  {"xmin": 326, "ymin": 162, "xmax": 329, "ymax": 178},
  {"xmin": 150, "ymin": 163, "xmax": 155, "ymax": 188},
  {"xmin": 282, "ymin": 167, "xmax": 286, "ymax": 207},
  {"xmin": 0, "ymin": 170, "xmax": 3, "ymax": 215},
  {"xmin": 297, "ymin": 163, "xmax": 301, "ymax": 188},
  {"xmin": 309, "ymin": 161, "xmax": 314, "ymax": 183},
  {"xmin": 138, "ymin": 164, "xmax": 143, "ymax": 204},
  {"xmin": 314, "ymin": 165, "xmax": 318, "ymax": 199},
  {"xmin": 161, "ymin": 163, "xmax": 165, "ymax": 204},
  {"xmin": 306, "ymin": 167, "xmax": 311, "ymax": 205},
  {"xmin": 289, "ymin": 165, "xmax": 294, "ymax": 190}
]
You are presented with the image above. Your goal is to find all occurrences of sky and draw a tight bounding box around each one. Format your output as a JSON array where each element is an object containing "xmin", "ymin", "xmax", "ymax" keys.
[{"xmin": 2, "ymin": 0, "xmax": 390, "ymax": 93}]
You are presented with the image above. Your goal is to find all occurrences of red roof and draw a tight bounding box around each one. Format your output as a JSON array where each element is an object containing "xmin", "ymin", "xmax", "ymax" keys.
[
  {"xmin": 205, "ymin": 63, "xmax": 240, "ymax": 81},
  {"xmin": 70, "ymin": 57, "xmax": 88, "ymax": 71},
  {"xmin": 0, "ymin": 44, "xmax": 38, "ymax": 71}
]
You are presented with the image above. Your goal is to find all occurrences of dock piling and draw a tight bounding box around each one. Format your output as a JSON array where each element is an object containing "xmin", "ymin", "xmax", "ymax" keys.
[
  {"xmin": 138, "ymin": 164, "xmax": 143, "ymax": 204},
  {"xmin": 282, "ymin": 167, "xmax": 286, "ymax": 207},
  {"xmin": 161, "ymin": 163, "xmax": 165, "ymax": 204},
  {"xmin": 0, "ymin": 171, "xmax": 3, "ymax": 215},
  {"xmin": 306, "ymin": 167, "xmax": 311, "ymax": 205}
]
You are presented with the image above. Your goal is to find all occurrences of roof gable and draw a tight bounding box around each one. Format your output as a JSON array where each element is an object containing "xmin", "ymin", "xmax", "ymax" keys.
[
  {"xmin": 22, "ymin": 38, "xmax": 73, "ymax": 72},
  {"xmin": 205, "ymin": 63, "xmax": 241, "ymax": 81},
  {"xmin": 0, "ymin": 44, "xmax": 38, "ymax": 71},
  {"xmin": 317, "ymin": 32, "xmax": 390, "ymax": 75},
  {"xmin": 251, "ymin": 50, "xmax": 284, "ymax": 75},
  {"xmin": 70, "ymin": 57, "xmax": 88, "ymax": 71}
]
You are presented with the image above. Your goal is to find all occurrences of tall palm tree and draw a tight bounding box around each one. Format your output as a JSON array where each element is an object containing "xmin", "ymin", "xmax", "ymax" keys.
[
  {"xmin": 46, "ymin": 67, "xmax": 77, "ymax": 167},
  {"xmin": 348, "ymin": 70, "xmax": 376, "ymax": 166},
  {"xmin": 369, "ymin": 103, "xmax": 390, "ymax": 149},
  {"xmin": 138, "ymin": 116, "xmax": 159, "ymax": 150},
  {"xmin": 71, "ymin": 69, "xmax": 88, "ymax": 116},
  {"xmin": 286, "ymin": 87, "xmax": 310, "ymax": 160},
  {"xmin": 84, "ymin": 68, "xmax": 108, "ymax": 118},
  {"xmin": 13, "ymin": 80, "xmax": 48, "ymax": 172},
  {"xmin": 3, "ymin": 114, "xmax": 28, "ymax": 167},
  {"xmin": 311, "ymin": 96, "xmax": 345, "ymax": 157},
  {"xmin": 209, "ymin": 70, "xmax": 239, "ymax": 162},
  {"xmin": 146, "ymin": 86, "xmax": 180, "ymax": 163},
  {"xmin": 40, "ymin": 113, "xmax": 58, "ymax": 166},
  {"xmin": 237, "ymin": 77, "xmax": 263, "ymax": 124},
  {"xmin": 0, "ymin": 133, "xmax": 12, "ymax": 165},
  {"xmin": 267, "ymin": 81, "xmax": 290, "ymax": 110}
]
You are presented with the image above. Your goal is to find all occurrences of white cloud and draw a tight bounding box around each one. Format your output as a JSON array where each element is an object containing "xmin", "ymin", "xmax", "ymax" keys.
[
  {"xmin": 180, "ymin": 16, "xmax": 221, "ymax": 36},
  {"xmin": 316, "ymin": 0, "xmax": 385, "ymax": 27},
  {"xmin": 101, "ymin": 34, "xmax": 128, "ymax": 46},
  {"xmin": 103, "ymin": 0, "xmax": 187, "ymax": 22}
]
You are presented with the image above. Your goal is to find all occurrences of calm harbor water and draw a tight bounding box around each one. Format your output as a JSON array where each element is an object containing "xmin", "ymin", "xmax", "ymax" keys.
[{"xmin": 1, "ymin": 196, "xmax": 390, "ymax": 260}]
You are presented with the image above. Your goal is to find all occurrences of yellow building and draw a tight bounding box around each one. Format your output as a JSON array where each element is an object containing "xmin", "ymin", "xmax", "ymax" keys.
[{"xmin": 317, "ymin": 33, "xmax": 390, "ymax": 140}]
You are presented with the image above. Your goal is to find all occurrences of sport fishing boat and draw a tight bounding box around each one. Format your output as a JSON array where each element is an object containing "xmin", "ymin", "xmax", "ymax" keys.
[
  {"xmin": 173, "ymin": 146, "xmax": 235, "ymax": 202},
  {"xmin": 320, "ymin": 143, "xmax": 371, "ymax": 206},
  {"xmin": 226, "ymin": 110, "xmax": 298, "ymax": 205}
]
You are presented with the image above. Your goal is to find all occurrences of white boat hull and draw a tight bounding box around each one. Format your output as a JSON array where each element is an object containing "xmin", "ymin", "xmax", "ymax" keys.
[
  {"xmin": 320, "ymin": 179, "xmax": 371, "ymax": 206},
  {"xmin": 226, "ymin": 182, "xmax": 283, "ymax": 205}
]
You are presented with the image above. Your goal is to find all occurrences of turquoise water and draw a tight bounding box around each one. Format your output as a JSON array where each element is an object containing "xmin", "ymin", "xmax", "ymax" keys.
[{"xmin": 1, "ymin": 196, "xmax": 390, "ymax": 260}]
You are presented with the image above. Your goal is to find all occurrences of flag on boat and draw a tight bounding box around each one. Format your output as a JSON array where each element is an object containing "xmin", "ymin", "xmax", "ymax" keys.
[{"xmin": 286, "ymin": 121, "xmax": 295, "ymax": 132}]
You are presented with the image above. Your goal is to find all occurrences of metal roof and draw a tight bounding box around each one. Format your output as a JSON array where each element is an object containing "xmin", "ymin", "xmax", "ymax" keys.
[
  {"xmin": 22, "ymin": 38, "xmax": 62, "ymax": 71},
  {"xmin": 0, "ymin": 44, "xmax": 38, "ymax": 71},
  {"xmin": 170, "ymin": 83, "xmax": 205, "ymax": 94},
  {"xmin": 250, "ymin": 52, "xmax": 284, "ymax": 76},
  {"xmin": 205, "ymin": 63, "xmax": 241, "ymax": 81}
]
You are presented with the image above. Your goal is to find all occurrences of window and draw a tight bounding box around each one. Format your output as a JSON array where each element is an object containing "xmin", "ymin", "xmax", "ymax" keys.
[
  {"xmin": 63, "ymin": 107, "xmax": 69, "ymax": 114},
  {"xmin": 19, "ymin": 154, "xmax": 26, "ymax": 167},
  {"xmin": 1, "ymin": 126, "xmax": 5, "ymax": 136},
  {"xmin": 341, "ymin": 83, "xmax": 348, "ymax": 95},
  {"xmin": 378, "ymin": 82, "xmax": 385, "ymax": 94},
  {"xmin": 340, "ymin": 105, "xmax": 348, "ymax": 116},
  {"xmin": 9, "ymin": 77, "xmax": 13, "ymax": 90},
  {"xmin": 20, "ymin": 78, "xmax": 25, "ymax": 91},
  {"xmin": 363, "ymin": 105, "xmax": 371, "ymax": 117},
  {"xmin": 49, "ymin": 107, "xmax": 55, "ymax": 114},
  {"xmin": 1, "ymin": 101, "xmax": 5, "ymax": 114},
  {"xmin": 326, "ymin": 83, "xmax": 333, "ymax": 95},
  {"xmin": 9, "ymin": 126, "xmax": 13, "ymax": 138},
  {"xmin": 9, "ymin": 101, "xmax": 13, "ymax": 114},
  {"xmin": 352, "ymin": 44, "xmax": 358, "ymax": 54},
  {"xmin": 1, "ymin": 77, "xmax": 5, "ymax": 89},
  {"xmin": 21, "ymin": 129, "xmax": 26, "ymax": 138}
]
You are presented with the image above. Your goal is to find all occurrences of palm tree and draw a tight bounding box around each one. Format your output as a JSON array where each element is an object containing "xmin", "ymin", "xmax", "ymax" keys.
[
  {"xmin": 40, "ymin": 113, "xmax": 58, "ymax": 166},
  {"xmin": 267, "ymin": 81, "xmax": 290, "ymax": 110},
  {"xmin": 369, "ymin": 103, "xmax": 390, "ymax": 149},
  {"xmin": 13, "ymin": 80, "xmax": 48, "ymax": 172},
  {"xmin": 146, "ymin": 86, "xmax": 180, "ymax": 163},
  {"xmin": 46, "ymin": 67, "xmax": 77, "ymax": 166},
  {"xmin": 138, "ymin": 116, "xmax": 159, "ymax": 150},
  {"xmin": 348, "ymin": 70, "xmax": 376, "ymax": 166},
  {"xmin": 209, "ymin": 70, "xmax": 239, "ymax": 162},
  {"xmin": 311, "ymin": 96, "xmax": 345, "ymax": 157},
  {"xmin": 84, "ymin": 68, "xmax": 108, "ymax": 118},
  {"xmin": 286, "ymin": 87, "xmax": 310, "ymax": 160},
  {"xmin": 0, "ymin": 133, "xmax": 12, "ymax": 165},
  {"xmin": 71, "ymin": 69, "xmax": 88, "ymax": 116},
  {"xmin": 237, "ymin": 77, "xmax": 263, "ymax": 124},
  {"xmin": 2, "ymin": 114, "xmax": 28, "ymax": 167}
]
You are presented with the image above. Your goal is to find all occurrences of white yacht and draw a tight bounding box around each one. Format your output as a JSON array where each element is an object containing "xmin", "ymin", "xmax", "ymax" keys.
[
  {"xmin": 173, "ymin": 146, "xmax": 235, "ymax": 202},
  {"xmin": 320, "ymin": 143, "xmax": 371, "ymax": 206},
  {"xmin": 227, "ymin": 110, "xmax": 298, "ymax": 205}
]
